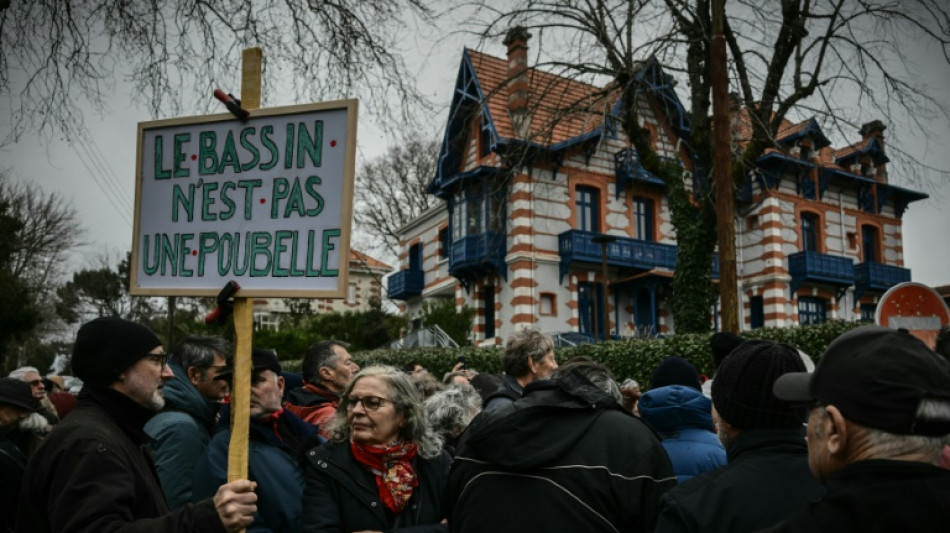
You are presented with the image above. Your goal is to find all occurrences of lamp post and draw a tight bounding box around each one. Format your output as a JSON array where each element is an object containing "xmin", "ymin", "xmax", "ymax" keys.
[{"xmin": 591, "ymin": 234, "xmax": 617, "ymax": 341}]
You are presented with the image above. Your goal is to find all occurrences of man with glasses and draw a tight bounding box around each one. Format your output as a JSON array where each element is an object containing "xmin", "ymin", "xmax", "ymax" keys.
[
  {"xmin": 145, "ymin": 335, "xmax": 232, "ymax": 509},
  {"xmin": 16, "ymin": 316, "xmax": 257, "ymax": 533},
  {"xmin": 194, "ymin": 348, "xmax": 320, "ymax": 533}
]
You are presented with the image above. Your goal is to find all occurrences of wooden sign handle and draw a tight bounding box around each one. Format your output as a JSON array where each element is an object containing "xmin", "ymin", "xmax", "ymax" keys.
[
  {"xmin": 227, "ymin": 297, "xmax": 253, "ymax": 482},
  {"xmin": 227, "ymin": 48, "xmax": 263, "ymax": 533}
]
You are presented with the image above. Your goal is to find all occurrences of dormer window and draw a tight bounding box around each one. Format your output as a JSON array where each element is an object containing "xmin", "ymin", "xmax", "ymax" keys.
[
  {"xmin": 800, "ymin": 142, "xmax": 812, "ymax": 162},
  {"xmin": 860, "ymin": 159, "xmax": 872, "ymax": 177}
]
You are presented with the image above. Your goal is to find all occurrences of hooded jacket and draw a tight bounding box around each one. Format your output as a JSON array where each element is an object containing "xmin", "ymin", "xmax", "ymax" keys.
[
  {"xmin": 446, "ymin": 371, "xmax": 676, "ymax": 533},
  {"xmin": 284, "ymin": 383, "xmax": 338, "ymax": 436},
  {"xmin": 638, "ymin": 385, "xmax": 726, "ymax": 483},
  {"xmin": 144, "ymin": 362, "xmax": 220, "ymax": 509}
]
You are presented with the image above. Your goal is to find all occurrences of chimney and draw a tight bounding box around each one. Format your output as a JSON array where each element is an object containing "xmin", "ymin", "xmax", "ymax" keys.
[
  {"xmin": 503, "ymin": 26, "xmax": 531, "ymax": 138},
  {"xmin": 858, "ymin": 119, "xmax": 888, "ymax": 183},
  {"xmin": 859, "ymin": 119, "xmax": 886, "ymax": 144}
]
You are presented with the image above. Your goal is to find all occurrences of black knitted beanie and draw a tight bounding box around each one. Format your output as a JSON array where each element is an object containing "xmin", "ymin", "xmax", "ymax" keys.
[
  {"xmin": 712, "ymin": 340, "xmax": 807, "ymax": 429},
  {"xmin": 71, "ymin": 317, "xmax": 163, "ymax": 386}
]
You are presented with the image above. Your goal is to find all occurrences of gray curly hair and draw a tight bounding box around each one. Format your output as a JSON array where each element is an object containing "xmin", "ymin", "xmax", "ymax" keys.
[
  {"xmin": 424, "ymin": 383, "xmax": 482, "ymax": 442},
  {"xmin": 325, "ymin": 365, "xmax": 443, "ymax": 459}
]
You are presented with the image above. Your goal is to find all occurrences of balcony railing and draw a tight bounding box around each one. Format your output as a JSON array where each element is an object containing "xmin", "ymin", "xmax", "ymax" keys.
[
  {"xmin": 854, "ymin": 261, "xmax": 911, "ymax": 300},
  {"xmin": 448, "ymin": 231, "xmax": 507, "ymax": 281},
  {"xmin": 788, "ymin": 251, "xmax": 855, "ymax": 297},
  {"xmin": 387, "ymin": 269, "xmax": 424, "ymax": 301}
]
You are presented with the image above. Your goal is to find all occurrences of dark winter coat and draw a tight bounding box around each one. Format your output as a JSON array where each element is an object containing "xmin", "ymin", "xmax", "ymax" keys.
[
  {"xmin": 447, "ymin": 371, "xmax": 676, "ymax": 533},
  {"xmin": 638, "ymin": 385, "xmax": 726, "ymax": 483},
  {"xmin": 143, "ymin": 362, "xmax": 219, "ymax": 509},
  {"xmin": 193, "ymin": 405, "xmax": 317, "ymax": 533},
  {"xmin": 302, "ymin": 439, "xmax": 452, "ymax": 533},
  {"xmin": 0, "ymin": 433, "xmax": 27, "ymax": 533},
  {"xmin": 759, "ymin": 459, "xmax": 950, "ymax": 533},
  {"xmin": 655, "ymin": 429, "xmax": 825, "ymax": 533},
  {"xmin": 481, "ymin": 374, "xmax": 522, "ymax": 412},
  {"xmin": 15, "ymin": 386, "xmax": 225, "ymax": 533}
]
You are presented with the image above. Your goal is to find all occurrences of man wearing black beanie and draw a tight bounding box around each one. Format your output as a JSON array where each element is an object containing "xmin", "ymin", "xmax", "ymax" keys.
[
  {"xmin": 16, "ymin": 316, "xmax": 258, "ymax": 533},
  {"xmin": 654, "ymin": 340, "xmax": 825, "ymax": 533}
]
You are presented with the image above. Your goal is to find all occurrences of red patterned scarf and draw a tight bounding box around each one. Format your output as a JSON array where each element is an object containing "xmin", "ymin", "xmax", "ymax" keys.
[{"xmin": 350, "ymin": 439, "xmax": 419, "ymax": 513}]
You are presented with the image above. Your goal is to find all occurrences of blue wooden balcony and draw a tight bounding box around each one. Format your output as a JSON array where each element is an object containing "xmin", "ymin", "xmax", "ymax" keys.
[
  {"xmin": 788, "ymin": 251, "xmax": 855, "ymax": 298},
  {"xmin": 559, "ymin": 230, "xmax": 722, "ymax": 282},
  {"xmin": 854, "ymin": 261, "xmax": 911, "ymax": 300},
  {"xmin": 449, "ymin": 231, "xmax": 507, "ymax": 282},
  {"xmin": 387, "ymin": 269, "xmax": 424, "ymax": 301},
  {"xmin": 558, "ymin": 230, "xmax": 677, "ymax": 281}
]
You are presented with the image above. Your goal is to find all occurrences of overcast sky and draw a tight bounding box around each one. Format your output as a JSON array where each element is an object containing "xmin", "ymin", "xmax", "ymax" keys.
[{"xmin": 1, "ymin": 27, "xmax": 948, "ymax": 289}]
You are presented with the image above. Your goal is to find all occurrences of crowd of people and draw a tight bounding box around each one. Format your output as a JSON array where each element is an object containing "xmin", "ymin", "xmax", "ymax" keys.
[{"xmin": 1, "ymin": 317, "xmax": 949, "ymax": 532}]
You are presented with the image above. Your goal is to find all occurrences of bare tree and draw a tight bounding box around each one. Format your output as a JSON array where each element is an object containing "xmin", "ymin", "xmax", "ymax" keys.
[
  {"xmin": 354, "ymin": 138, "xmax": 441, "ymax": 258},
  {"xmin": 0, "ymin": 171, "xmax": 83, "ymax": 368},
  {"xmin": 0, "ymin": 0, "xmax": 434, "ymax": 144},
  {"xmin": 454, "ymin": 0, "xmax": 950, "ymax": 332}
]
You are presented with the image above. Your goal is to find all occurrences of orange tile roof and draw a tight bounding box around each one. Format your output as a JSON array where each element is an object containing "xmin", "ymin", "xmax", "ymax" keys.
[
  {"xmin": 349, "ymin": 249, "xmax": 391, "ymax": 270},
  {"xmin": 833, "ymin": 139, "xmax": 868, "ymax": 160},
  {"xmin": 468, "ymin": 50, "xmax": 616, "ymax": 145}
]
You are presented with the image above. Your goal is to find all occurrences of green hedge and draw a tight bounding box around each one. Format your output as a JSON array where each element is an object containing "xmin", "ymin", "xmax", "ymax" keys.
[{"xmin": 281, "ymin": 320, "xmax": 865, "ymax": 388}]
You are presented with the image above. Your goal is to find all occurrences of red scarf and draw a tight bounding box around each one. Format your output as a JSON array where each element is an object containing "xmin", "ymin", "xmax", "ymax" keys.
[{"xmin": 350, "ymin": 439, "xmax": 419, "ymax": 513}]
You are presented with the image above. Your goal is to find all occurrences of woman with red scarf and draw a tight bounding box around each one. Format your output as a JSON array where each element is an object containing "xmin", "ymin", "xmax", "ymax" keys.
[{"xmin": 302, "ymin": 365, "xmax": 451, "ymax": 533}]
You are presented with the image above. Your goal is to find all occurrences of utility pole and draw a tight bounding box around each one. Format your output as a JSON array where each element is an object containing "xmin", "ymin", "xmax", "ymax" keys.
[
  {"xmin": 711, "ymin": 0, "xmax": 739, "ymax": 333},
  {"xmin": 592, "ymin": 234, "xmax": 617, "ymax": 341}
]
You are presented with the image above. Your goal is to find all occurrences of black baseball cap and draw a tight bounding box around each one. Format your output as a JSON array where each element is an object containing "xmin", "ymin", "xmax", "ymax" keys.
[
  {"xmin": 215, "ymin": 348, "xmax": 281, "ymax": 381},
  {"xmin": 773, "ymin": 325, "xmax": 950, "ymax": 436}
]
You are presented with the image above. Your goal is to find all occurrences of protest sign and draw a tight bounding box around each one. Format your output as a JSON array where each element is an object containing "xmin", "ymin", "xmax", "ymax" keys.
[{"xmin": 130, "ymin": 99, "xmax": 357, "ymax": 297}]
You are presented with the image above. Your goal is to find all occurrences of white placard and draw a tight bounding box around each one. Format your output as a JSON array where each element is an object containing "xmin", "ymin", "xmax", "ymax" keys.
[{"xmin": 130, "ymin": 100, "xmax": 357, "ymax": 297}]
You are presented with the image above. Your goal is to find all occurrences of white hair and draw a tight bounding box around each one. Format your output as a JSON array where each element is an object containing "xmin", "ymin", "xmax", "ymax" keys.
[{"xmin": 9, "ymin": 367, "xmax": 41, "ymax": 380}]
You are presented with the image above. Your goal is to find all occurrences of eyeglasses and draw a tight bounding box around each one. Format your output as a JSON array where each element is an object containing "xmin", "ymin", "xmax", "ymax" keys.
[
  {"xmin": 346, "ymin": 395, "xmax": 392, "ymax": 412},
  {"xmin": 147, "ymin": 354, "xmax": 168, "ymax": 368}
]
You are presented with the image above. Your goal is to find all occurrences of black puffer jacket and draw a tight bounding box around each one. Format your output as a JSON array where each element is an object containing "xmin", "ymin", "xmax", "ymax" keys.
[
  {"xmin": 302, "ymin": 439, "xmax": 451, "ymax": 533},
  {"xmin": 15, "ymin": 386, "xmax": 224, "ymax": 533},
  {"xmin": 446, "ymin": 371, "xmax": 676, "ymax": 533},
  {"xmin": 655, "ymin": 429, "xmax": 825, "ymax": 533}
]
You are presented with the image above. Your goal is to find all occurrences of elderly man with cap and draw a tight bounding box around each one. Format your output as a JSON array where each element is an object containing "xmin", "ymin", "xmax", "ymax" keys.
[
  {"xmin": 15, "ymin": 316, "xmax": 257, "ymax": 533},
  {"xmin": 762, "ymin": 325, "xmax": 950, "ymax": 532},
  {"xmin": 654, "ymin": 340, "xmax": 825, "ymax": 533},
  {"xmin": 0, "ymin": 378, "xmax": 39, "ymax": 532},
  {"xmin": 193, "ymin": 348, "xmax": 319, "ymax": 533}
]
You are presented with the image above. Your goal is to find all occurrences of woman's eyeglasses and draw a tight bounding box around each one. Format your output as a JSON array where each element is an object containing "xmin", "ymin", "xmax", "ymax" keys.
[{"xmin": 346, "ymin": 395, "xmax": 392, "ymax": 412}]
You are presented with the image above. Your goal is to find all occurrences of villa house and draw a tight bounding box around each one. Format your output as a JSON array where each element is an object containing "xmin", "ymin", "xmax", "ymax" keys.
[{"xmin": 387, "ymin": 28, "xmax": 927, "ymax": 345}]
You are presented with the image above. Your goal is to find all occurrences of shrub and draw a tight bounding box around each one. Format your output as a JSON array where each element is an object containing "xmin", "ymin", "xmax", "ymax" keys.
[{"xmin": 295, "ymin": 320, "xmax": 865, "ymax": 387}]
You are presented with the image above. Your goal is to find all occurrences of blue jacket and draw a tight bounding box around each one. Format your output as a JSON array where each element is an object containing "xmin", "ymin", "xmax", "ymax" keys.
[
  {"xmin": 638, "ymin": 385, "xmax": 726, "ymax": 483},
  {"xmin": 192, "ymin": 406, "xmax": 319, "ymax": 533},
  {"xmin": 144, "ymin": 362, "xmax": 220, "ymax": 509}
]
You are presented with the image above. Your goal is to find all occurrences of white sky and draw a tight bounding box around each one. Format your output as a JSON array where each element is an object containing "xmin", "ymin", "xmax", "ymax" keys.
[{"xmin": 1, "ymin": 28, "xmax": 948, "ymax": 289}]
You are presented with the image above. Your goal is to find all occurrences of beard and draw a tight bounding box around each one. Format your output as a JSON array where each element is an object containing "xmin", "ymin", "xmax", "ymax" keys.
[{"xmin": 122, "ymin": 371, "xmax": 166, "ymax": 412}]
